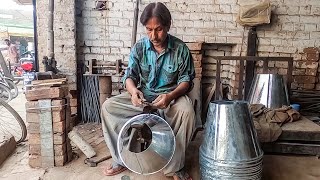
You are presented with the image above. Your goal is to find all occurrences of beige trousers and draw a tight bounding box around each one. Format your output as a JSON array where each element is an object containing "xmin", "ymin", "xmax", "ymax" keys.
[{"xmin": 101, "ymin": 92, "xmax": 196, "ymax": 176}]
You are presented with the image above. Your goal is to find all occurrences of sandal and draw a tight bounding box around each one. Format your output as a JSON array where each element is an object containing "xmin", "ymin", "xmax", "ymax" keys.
[
  {"xmin": 102, "ymin": 162, "xmax": 127, "ymax": 176},
  {"xmin": 173, "ymin": 169, "xmax": 192, "ymax": 180}
]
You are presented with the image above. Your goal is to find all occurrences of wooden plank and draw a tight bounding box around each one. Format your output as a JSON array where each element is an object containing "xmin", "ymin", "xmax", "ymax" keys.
[
  {"xmin": 279, "ymin": 116, "xmax": 320, "ymax": 141},
  {"xmin": 32, "ymin": 78, "xmax": 67, "ymax": 85},
  {"xmin": 39, "ymin": 99, "xmax": 55, "ymax": 167},
  {"xmin": 25, "ymin": 87, "xmax": 68, "ymax": 101}
]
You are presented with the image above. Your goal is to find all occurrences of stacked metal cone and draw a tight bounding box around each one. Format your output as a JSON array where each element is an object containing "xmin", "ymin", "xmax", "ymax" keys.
[{"xmin": 200, "ymin": 101, "xmax": 263, "ymax": 180}]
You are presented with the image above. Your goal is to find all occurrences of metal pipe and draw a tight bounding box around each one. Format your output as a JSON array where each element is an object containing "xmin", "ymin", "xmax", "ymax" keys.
[
  {"xmin": 245, "ymin": 27, "xmax": 257, "ymax": 99},
  {"xmin": 33, "ymin": 0, "xmax": 39, "ymax": 72},
  {"xmin": 131, "ymin": 0, "xmax": 140, "ymax": 48},
  {"xmin": 47, "ymin": 0, "xmax": 54, "ymax": 59}
]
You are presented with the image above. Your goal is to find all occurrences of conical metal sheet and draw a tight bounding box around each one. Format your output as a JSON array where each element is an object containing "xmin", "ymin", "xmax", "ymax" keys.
[
  {"xmin": 117, "ymin": 114, "xmax": 175, "ymax": 175},
  {"xmin": 247, "ymin": 74, "xmax": 289, "ymax": 108},
  {"xmin": 200, "ymin": 101, "xmax": 263, "ymax": 180}
]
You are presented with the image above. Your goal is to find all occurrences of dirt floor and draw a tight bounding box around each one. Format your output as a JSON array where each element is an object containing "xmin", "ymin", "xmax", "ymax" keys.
[{"xmin": 0, "ymin": 89, "xmax": 320, "ymax": 180}]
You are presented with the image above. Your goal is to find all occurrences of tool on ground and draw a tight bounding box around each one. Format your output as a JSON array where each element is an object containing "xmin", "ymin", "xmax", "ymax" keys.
[{"xmin": 84, "ymin": 155, "xmax": 111, "ymax": 167}]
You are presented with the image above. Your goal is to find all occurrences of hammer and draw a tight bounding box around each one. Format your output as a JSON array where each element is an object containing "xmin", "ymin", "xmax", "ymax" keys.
[{"xmin": 84, "ymin": 155, "xmax": 111, "ymax": 167}]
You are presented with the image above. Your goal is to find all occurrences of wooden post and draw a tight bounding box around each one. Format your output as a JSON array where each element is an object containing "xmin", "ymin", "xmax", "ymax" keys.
[{"xmin": 98, "ymin": 76, "xmax": 112, "ymax": 107}]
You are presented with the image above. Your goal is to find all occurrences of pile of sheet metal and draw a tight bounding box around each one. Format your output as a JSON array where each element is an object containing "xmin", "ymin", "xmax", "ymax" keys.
[{"xmin": 291, "ymin": 90, "xmax": 320, "ymax": 113}]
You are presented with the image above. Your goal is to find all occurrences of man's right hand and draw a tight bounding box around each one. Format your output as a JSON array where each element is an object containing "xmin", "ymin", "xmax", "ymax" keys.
[
  {"xmin": 125, "ymin": 78, "xmax": 145, "ymax": 106},
  {"xmin": 130, "ymin": 89, "xmax": 145, "ymax": 106}
]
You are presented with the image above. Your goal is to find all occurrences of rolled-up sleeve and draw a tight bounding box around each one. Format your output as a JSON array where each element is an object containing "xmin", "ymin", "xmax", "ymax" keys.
[
  {"xmin": 177, "ymin": 45, "xmax": 195, "ymax": 85},
  {"xmin": 122, "ymin": 46, "xmax": 140, "ymax": 87}
]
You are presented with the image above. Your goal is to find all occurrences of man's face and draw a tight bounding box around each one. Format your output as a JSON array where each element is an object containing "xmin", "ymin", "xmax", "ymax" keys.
[
  {"xmin": 145, "ymin": 17, "xmax": 169, "ymax": 48},
  {"xmin": 5, "ymin": 41, "xmax": 10, "ymax": 46}
]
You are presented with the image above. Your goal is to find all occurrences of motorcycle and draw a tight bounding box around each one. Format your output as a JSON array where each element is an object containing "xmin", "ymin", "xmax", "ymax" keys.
[{"xmin": 10, "ymin": 51, "xmax": 35, "ymax": 85}]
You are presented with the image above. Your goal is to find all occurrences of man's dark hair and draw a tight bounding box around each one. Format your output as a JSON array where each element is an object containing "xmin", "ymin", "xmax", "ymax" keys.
[
  {"xmin": 4, "ymin": 39, "xmax": 10, "ymax": 42},
  {"xmin": 140, "ymin": 2, "xmax": 172, "ymax": 28}
]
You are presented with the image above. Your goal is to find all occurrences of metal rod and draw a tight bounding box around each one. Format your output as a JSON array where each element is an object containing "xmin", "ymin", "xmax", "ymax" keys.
[
  {"xmin": 131, "ymin": 0, "xmax": 140, "ymax": 48},
  {"xmin": 47, "ymin": 0, "xmax": 54, "ymax": 59}
]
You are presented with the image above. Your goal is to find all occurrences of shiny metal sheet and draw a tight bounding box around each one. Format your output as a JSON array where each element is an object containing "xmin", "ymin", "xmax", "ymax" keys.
[
  {"xmin": 200, "ymin": 101, "xmax": 263, "ymax": 180},
  {"xmin": 117, "ymin": 114, "xmax": 175, "ymax": 175},
  {"xmin": 247, "ymin": 74, "xmax": 289, "ymax": 108}
]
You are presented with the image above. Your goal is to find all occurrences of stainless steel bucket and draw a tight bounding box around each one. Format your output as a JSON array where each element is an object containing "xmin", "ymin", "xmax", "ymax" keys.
[
  {"xmin": 117, "ymin": 114, "xmax": 175, "ymax": 175},
  {"xmin": 199, "ymin": 101, "xmax": 263, "ymax": 180},
  {"xmin": 247, "ymin": 74, "xmax": 289, "ymax": 108}
]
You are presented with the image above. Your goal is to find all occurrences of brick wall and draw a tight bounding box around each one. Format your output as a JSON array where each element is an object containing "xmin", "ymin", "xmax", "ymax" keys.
[
  {"xmin": 36, "ymin": 0, "xmax": 320, "ymax": 91},
  {"xmin": 36, "ymin": 0, "xmax": 77, "ymax": 90}
]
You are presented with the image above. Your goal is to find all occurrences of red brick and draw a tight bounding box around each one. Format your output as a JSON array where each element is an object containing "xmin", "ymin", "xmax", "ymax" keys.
[
  {"xmin": 294, "ymin": 61, "xmax": 319, "ymax": 69},
  {"xmin": 25, "ymin": 101, "xmax": 39, "ymax": 113},
  {"xmin": 292, "ymin": 69, "xmax": 306, "ymax": 75},
  {"xmin": 293, "ymin": 76, "xmax": 316, "ymax": 84},
  {"xmin": 27, "ymin": 123, "xmax": 40, "ymax": 134},
  {"xmin": 194, "ymin": 61, "xmax": 202, "ymax": 68},
  {"xmin": 192, "ymin": 54, "xmax": 203, "ymax": 61},
  {"xmin": 70, "ymin": 98, "xmax": 77, "ymax": 107},
  {"xmin": 303, "ymin": 84, "xmax": 315, "ymax": 89},
  {"xmin": 54, "ymin": 133, "xmax": 66, "ymax": 145},
  {"xmin": 186, "ymin": 42, "xmax": 203, "ymax": 51},
  {"xmin": 54, "ymin": 154, "xmax": 67, "ymax": 166},
  {"xmin": 195, "ymin": 68, "xmax": 202, "ymax": 75},
  {"xmin": 275, "ymin": 61, "xmax": 289, "ymax": 68},
  {"xmin": 29, "ymin": 144, "xmax": 41, "ymax": 155},
  {"xmin": 305, "ymin": 69, "xmax": 318, "ymax": 76},
  {"xmin": 316, "ymin": 84, "xmax": 320, "ymax": 90},
  {"xmin": 28, "ymin": 133, "xmax": 40, "ymax": 145},
  {"xmin": 306, "ymin": 53, "xmax": 319, "ymax": 61},
  {"xmin": 29, "ymin": 155, "xmax": 41, "ymax": 168},
  {"xmin": 53, "ymin": 121, "xmax": 66, "ymax": 133},
  {"xmin": 303, "ymin": 47, "xmax": 320, "ymax": 54},
  {"xmin": 291, "ymin": 82, "xmax": 298, "ymax": 89},
  {"xmin": 52, "ymin": 109, "xmax": 66, "ymax": 122},
  {"xmin": 51, "ymin": 99, "xmax": 66, "ymax": 111},
  {"xmin": 54, "ymin": 143, "xmax": 67, "ymax": 156},
  {"xmin": 26, "ymin": 112, "xmax": 39, "ymax": 123},
  {"xmin": 71, "ymin": 107, "xmax": 77, "ymax": 115},
  {"xmin": 278, "ymin": 68, "xmax": 288, "ymax": 75}
]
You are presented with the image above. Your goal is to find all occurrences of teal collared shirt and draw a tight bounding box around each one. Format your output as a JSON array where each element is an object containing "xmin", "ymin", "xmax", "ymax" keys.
[{"xmin": 123, "ymin": 34, "xmax": 195, "ymax": 102}]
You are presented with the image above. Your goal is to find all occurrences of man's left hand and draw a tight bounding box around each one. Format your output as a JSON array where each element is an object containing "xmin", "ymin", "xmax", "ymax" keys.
[{"xmin": 152, "ymin": 94, "xmax": 173, "ymax": 109}]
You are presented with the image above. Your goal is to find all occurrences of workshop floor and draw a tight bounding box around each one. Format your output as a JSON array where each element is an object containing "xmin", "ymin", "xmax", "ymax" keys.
[{"xmin": 1, "ymin": 90, "xmax": 320, "ymax": 180}]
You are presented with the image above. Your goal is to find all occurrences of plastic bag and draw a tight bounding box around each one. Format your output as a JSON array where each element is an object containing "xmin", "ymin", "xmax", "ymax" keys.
[{"xmin": 237, "ymin": 1, "xmax": 271, "ymax": 26}]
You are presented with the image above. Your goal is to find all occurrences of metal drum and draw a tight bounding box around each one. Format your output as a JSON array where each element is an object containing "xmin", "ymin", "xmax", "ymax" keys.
[
  {"xmin": 117, "ymin": 114, "xmax": 175, "ymax": 175},
  {"xmin": 247, "ymin": 74, "xmax": 289, "ymax": 108},
  {"xmin": 200, "ymin": 101, "xmax": 263, "ymax": 180}
]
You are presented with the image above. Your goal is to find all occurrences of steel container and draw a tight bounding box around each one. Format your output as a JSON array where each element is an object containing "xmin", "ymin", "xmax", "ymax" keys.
[
  {"xmin": 117, "ymin": 114, "xmax": 175, "ymax": 175},
  {"xmin": 200, "ymin": 101, "xmax": 263, "ymax": 180},
  {"xmin": 247, "ymin": 74, "xmax": 289, "ymax": 108}
]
